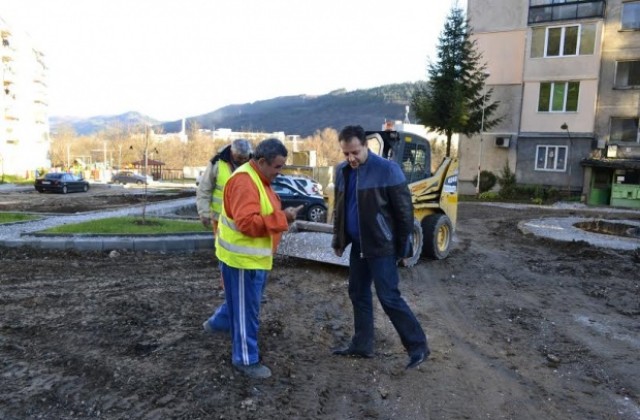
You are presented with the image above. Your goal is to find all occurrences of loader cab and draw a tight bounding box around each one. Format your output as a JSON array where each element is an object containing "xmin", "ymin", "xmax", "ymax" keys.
[{"xmin": 365, "ymin": 130, "xmax": 431, "ymax": 183}]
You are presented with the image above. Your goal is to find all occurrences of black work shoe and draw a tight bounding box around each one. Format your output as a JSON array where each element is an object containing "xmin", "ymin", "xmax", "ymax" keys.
[
  {"xmin": 406, "ymin": 351, "xmax": 428, "ymax": 369},
  {"xmin": 332, "ymin": 347, "xmax": 374, "ymax": 358}
]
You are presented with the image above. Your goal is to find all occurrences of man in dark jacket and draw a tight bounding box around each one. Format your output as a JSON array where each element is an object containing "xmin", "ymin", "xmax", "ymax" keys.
[{"xmin": 331, "ymin": 125, "xmax": 429, "ymax": 369}]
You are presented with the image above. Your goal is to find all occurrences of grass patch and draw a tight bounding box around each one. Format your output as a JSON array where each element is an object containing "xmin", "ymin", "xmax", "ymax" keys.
[
  {"xmin": 0, "ymin": 174, "xmax": 33, "ymax": 185},
  {"xmin": 0, "ymin": 213, "xmax": 41, "ymax": 224},
  {"xmin": 41, "ymin": 216, "xmax": 209, "ymax": 235}
]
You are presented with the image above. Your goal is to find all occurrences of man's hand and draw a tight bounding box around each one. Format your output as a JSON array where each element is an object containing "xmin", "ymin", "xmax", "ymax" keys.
[
  {"xmin": 200, "ymin": 215, "xmax": 212, "ymax": 228},
  {"xmin": 334, "ymin": 248, "xmax": 344, "ymax": 257},
  {"xmin": 284, "ymin": 205, "xmax": 304, "ymax": 223}
]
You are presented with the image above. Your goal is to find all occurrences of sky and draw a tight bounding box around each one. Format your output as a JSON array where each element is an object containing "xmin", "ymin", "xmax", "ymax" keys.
[{"xmin": 1, "ymin": 0, "xmax": 461, "ymax": 121}]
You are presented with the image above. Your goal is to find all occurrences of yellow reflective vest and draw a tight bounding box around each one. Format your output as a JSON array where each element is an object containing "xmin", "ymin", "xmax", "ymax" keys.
[
  {"xmin": 215, "ymin": 163, "xmax": 274, "ymax": 270},
  {"xmin": 210, "ymin": 160, "xmax": 233, "ymax": 221}
]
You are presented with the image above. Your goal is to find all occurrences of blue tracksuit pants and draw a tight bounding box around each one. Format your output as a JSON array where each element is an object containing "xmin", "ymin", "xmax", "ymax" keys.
[{"xmin": 210, "ymin": 261, "xmax": 267, "ymax": 366}]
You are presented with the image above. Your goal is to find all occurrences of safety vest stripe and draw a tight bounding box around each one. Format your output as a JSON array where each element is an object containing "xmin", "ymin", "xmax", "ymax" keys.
[
  {"xmin": 215, "ymin": 184, "xmax": 223, "ymax": 192},
  {"xmin": 219, "ymin": 214, "xmax": 238, "ymax": 231},
  {"xmin": 212, "ymin": 196, "xmax": 223, "ymax": 204},
  {"xmin": 217, "ymin": 236, "xmax": 273, "ymax": 257}
]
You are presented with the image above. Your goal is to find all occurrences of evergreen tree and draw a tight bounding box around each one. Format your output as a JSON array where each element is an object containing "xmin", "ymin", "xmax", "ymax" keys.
[{"xmin": 411, "ymin": 6, "xmax": 500, "ymax": 157}]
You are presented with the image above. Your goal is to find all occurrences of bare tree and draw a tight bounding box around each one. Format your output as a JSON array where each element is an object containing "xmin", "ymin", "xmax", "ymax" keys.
[{"xmin": 301, "ymin": 128, "xmax": 342, "ymax": 167}]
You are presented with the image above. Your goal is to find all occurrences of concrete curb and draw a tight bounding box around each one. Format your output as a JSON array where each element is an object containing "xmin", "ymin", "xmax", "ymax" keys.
[
  {"xmin": 0, "ymin": 197, "xmax": 216, "ymax": 253},
  {"xmin": 518, "ymin": 217, "xmax": 640, "ymax": 251},
  {"xmin": 7, "ymin": 234, "xmax": 215, "ymax": 253}
]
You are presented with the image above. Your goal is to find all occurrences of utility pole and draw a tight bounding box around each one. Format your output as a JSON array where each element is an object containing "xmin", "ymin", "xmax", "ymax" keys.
[
  {"xmin": 476, "ymin": 72, "xmax": 490, "ymax": 197},
  {"xmin": 561, "ymin": 123, "xmax": 572, "ymax": 197},
  {"xmin": 144, "ymin": 125, "xmax": 149, "ymax": 178}
]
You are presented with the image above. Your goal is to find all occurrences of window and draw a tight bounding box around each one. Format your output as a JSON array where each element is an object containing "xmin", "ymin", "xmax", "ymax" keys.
[
  {"xmin": 272, "ymin": 183, "xmax": 297, "ymax": 196},
  {"xmin": 367, "ymin": 135, "xmax": 383, "ymax": 156},
  {"xmin": 538, "ymin": 81, "xmax": 580, "ymax": 112},
  {"xmin": 621, "ymin": 1, "xmax": 640, "ymax": 30},
  {"xmin": 615, "ymin": 60, "xmax": 640, "ymax": 88},
  {"xmin": 610, "ymin": 117, "xmax": 639, "ymax": 142},
  {"xmin": 401, "ymin": 141, "xmax": 430, "ymax": 183},
  {"xmin": 531, "ymin": 23, "xmax": 595, "ymax": 57},
  {"xmin": 528, "ymin": 1, "xmax": 605, "ymax": 24},
  {"xmin": 536, "ymin": 145, "xmax": 568, "ymax": 171}
]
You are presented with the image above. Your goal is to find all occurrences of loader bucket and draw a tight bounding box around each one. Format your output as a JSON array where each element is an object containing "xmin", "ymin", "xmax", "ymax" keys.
[{"xmin": 277, "ymin": 221, "xmax": 350, "ymax": 267}]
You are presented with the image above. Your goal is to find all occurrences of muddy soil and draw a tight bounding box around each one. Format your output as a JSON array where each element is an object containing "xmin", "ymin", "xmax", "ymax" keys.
[{"xmin": 0, "ymin": 188, "xmax": 639, "ymax": 419}]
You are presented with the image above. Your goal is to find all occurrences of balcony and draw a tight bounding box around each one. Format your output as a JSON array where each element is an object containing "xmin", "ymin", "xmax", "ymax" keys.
[{"xmin": 529, "ymin": 0, "xmax": 605, "ymax": 24}]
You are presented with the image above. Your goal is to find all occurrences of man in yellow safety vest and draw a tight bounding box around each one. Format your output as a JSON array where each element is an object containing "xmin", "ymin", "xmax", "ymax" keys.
[{"xmin": 204, "ymin": 138, "xmax": 302, "ymax": 379}]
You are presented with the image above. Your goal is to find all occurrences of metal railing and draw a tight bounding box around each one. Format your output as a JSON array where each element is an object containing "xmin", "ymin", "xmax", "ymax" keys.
[{"xmin": 529, "ymin": 0, "xmax": 605, "ymax": 24}]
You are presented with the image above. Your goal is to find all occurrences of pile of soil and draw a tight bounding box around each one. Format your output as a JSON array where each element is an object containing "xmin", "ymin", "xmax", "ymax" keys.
[{"xmin": 0, "ymin": 187, "xmax": 638, "ymax": 419}]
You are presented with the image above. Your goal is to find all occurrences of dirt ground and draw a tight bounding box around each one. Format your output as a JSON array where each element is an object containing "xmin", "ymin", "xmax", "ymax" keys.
[{"xmin": 0, "ymin": 185, "xmax": 639, "ymax": 419}]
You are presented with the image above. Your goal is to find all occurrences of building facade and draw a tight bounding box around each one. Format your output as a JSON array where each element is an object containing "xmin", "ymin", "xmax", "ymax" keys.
[
  {"xmin": 0, "ymin": 16, "xmax": 50, "ymax": 178},
  {"xmin": 463, "ymin": 0, "xmax": 640, "ymax": 208}
]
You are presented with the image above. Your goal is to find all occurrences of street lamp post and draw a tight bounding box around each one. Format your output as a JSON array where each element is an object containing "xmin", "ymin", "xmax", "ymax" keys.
[
  {"xmin": 476, "ymin": 73, "xmax": 490, "ymax": 196},
  {"xmin": 561, "ymin": 123, "xmax": 572, "ymax": 197}
]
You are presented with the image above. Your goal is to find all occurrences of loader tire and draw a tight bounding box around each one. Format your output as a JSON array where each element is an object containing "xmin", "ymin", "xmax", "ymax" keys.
[
  {"xmin": 400, "ymin": 218, "xmax": 423, "ymax": 268},
  {"xmin": 421, "ymin": 213, "xmax": 453, "ymax": 260}
]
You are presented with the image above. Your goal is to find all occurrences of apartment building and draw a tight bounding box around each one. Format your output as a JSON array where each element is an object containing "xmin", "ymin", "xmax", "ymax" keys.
[
  {"xmin": 463, "ymin": 0, "xmax": 640, "ymax": 208},
  {"xmin": 0, "ymin": 16, "xmax": 50, "ymax": 178},
  {"xmin": 586, "ymin": 1, "xmax": 640, "ymax": 207}
]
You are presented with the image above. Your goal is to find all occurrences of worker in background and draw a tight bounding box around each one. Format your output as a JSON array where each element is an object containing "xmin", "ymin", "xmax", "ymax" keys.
[
  {"xmin": 331, "ymin": 125, "xmax": 429, "ymax": 369},
  {"xmin": 204, "ymin": 138, "xmax": 302, "ymax": 379},
  {"xmin": 198, "ymin": 139, "xmax": 253, "ymax": 336},
  {"xmin": 196, "ymin": 138, "xmax": 253, "ymax": 233}
]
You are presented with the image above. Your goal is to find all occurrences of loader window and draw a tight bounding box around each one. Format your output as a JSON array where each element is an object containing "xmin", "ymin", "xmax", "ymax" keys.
[
  {"xmin": 401, "ymin": 142, "xmax": 431, "ymax": 183},
  {"xmin": 366, "ymin": 134, "xmax": 383, "ymax": 156}
]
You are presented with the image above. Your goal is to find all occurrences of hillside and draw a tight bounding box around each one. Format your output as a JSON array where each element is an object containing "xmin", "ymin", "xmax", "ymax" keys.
[
  {"xmin": 51, "ymin": 83, "xmax": 423, "ymax": 137},
  {"xmin": 49, "ymin": 112, "xmax": 160, "ymax": 136}
]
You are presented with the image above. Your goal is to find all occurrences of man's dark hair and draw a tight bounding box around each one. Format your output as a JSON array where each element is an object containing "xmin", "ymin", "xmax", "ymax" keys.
[
  {"xmin": 253, "ymin": 138, "xmax": 288, "ymax": 164},
  {"xmin": 338, "ymin": 125, "xmax": 366, "ymax": 145}
]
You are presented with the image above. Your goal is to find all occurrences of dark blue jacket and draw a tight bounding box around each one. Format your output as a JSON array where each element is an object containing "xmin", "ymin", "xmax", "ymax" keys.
[{"xmin": 331, "ymin": 151, "xmax": 414, "ymax": 258}]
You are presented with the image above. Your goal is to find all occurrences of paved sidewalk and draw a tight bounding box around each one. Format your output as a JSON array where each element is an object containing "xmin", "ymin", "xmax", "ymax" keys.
[
  {"xmin": 518, "ymin": 217, "xmax": 640, "ymax": 251},
  {"xmin": 0, "ymin": 197, "xmax": 214, "ymax": 253},
  {"xmin": 1, "ymin": 199, "xmax": 638, "ymax": 253}
]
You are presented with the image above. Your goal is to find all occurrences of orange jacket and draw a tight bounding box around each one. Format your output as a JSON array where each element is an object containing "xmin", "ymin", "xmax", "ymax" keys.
[{"xmin": 222, "ymin": 160, "xmax": 289, "ymax": 252}]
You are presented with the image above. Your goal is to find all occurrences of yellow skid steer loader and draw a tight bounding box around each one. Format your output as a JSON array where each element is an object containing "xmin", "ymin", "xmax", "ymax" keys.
[{"xmin": 277, "ymin": 129, "xmax": 458, "ymax": 267}]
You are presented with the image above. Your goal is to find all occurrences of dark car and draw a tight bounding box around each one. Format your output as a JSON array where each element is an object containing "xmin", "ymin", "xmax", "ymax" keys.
[
  {"xmin": 110, "ymin": 171, "xmax": 150, "ymax": 185},
  {"xmin": 272, "ymin": 179, "xmax": 327, "ymax": 223},
  {"xmin": 276, "ymin": 174, "xmax": 323, "ymax": 197},
  {"xmin": 34, "ymin": 173, "xmax": 90, "ymax": 194}
]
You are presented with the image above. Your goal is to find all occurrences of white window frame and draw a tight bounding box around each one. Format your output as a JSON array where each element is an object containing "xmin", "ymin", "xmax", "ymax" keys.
[
  {"xmin": 538, "ymin": 81, "xmax": 580, "ymax": 112},
  {"xmin": 621, "ymin": 1, "xmax": 640, "ymax": 30},
  {"xmin": 535, "ymin": 145, "xmax": 568, "ymax": 172},
  {"xmin": 544, "ymin": 24, "xmax": 581, "ymax": 57}
]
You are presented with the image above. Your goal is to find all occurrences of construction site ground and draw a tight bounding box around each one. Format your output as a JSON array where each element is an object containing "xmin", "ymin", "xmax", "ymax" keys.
[{"xmin": 0, "ymin": 184, "xmax": 639, "ymax": 419}]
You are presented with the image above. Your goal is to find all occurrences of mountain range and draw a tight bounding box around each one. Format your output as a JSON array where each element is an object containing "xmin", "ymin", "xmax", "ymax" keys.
[{"xmin": 50, "ymin": 82, "xmax": 423, "ymax": 137}]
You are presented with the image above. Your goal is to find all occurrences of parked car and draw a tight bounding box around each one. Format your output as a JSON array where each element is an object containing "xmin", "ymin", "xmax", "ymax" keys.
[
  {"xmin": 272, "ymin": 179, "xmax": 327, "ymax": 223},
  {"xmin": 276, "ymin": 174, "xmax": 323, "ymax": 197},
  {"xmin": 34, "ymin": 173, "xmax": 90, "ymax": 194},
  {"xmin": 110, "ymin": 171, "xmax": 151, "ymax": 185}
]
